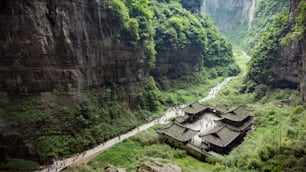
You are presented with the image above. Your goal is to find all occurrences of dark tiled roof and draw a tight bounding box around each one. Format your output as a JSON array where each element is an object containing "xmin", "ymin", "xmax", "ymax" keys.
[
  {"xmin": 157, "ymin": 122, "xmax": 199, "ymax": 142},
  {"xmin": 199, "ymin": 125, "xmax": 241, "ymax": 148},
  {"xmin": 214, "ymin": 106, "xmax": 227, "ymax": 113},
  {"xmin": 182, "ymin": 102, "xmax": 207, "ymax": 115},
  {"xmin": 222, "ymin": 113, "xmax": 249, "ymax": 122},
  {"xmin": 223, "ymin": 107, "xmax": 253, "ymax": 122},
  {"xmin": 233, "ymin": 107, "xmax": 252, "ymax": 116},
  {"xmin": 175, "ymin": 115, "xmax": 190, "ymax": 123},
  {"xmin": 216, "ymin": 117, "xmax": 253, "ymax": 131}
]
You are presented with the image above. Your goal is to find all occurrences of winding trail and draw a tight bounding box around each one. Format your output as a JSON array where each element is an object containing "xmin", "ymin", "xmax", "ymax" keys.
[{"xmin": 37, "ymin": 77, "xmax": 233, "ymax": 172}]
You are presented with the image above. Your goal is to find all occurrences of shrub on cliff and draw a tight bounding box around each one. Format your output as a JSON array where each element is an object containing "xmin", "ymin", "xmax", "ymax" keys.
[
  {"xmin": 0, "ymin": 159, "xmax": 39, "ymax": 171},
  {"xmin": 100, "ymin": 0, "xmax": 156, "ymax": 67},
  {"xmin": 136, "ymin": 76, "xmax": 163, "ymax": 112},
  {"xmin": 151, "ymin": 0, "xmax": 207, "ymax": 52}
]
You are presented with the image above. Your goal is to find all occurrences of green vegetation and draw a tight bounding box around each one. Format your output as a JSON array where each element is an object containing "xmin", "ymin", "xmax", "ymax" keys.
[
  {"xmin": 248, "ymin": 0, "xmax": 306, "ymax": 86},
  {"xmin": 281, "ymin": 1, "xmax": 306, "ymax": 45},
  {"xmin": 206, "ymin": 50, "xmax": 306, "ymax": 171},
  {"xmin": 99, "ymin": 0, "xmax": 156, "ymax": 67},
  {"xmin": 1, "ymin": 85, "xmax": 157, "ymax": 162},
  {"xmin": 242, "ymin": 0, "xmax": 289, "ymax": 51},
  {"xmin": 202, "ymin": 15, "xmax": 236, "ymax": 69},
  {"xmin": 221, "ymin": 0, "xmax": 289, "ymax": 50},
  {"xmin": 151, "ymin": 0, "xmax": 207, "ymax": 53},
  {"xmin": 136, "ymin": 76, "xmax": 163, "ymax": 112},
  {"xmin": 247, "ymin": 9, "xmax": 292, "ymax": 85},
  {"xmin": 0, "ymin": 159, "xmax": 40, "ymax": 171},
  {"xmin": 3, "ymin": 99, "xmax": 45, "ymax": 125},
  {"xmin": 34, "ymin": 88, "xmax": 148, "ymax": 159},
  {"xmin": 66, "ymin": 129, "xmax": 214, "ymax": 172},
  {"xmin": 151, "ymin": 0, "xmax": 237, "ymax": 69},
  {"xmin": 180, "ymin": 0, "xmax": 204, "ymax": 13},
  {"xmin": 151, "ymin": 0, "xmax": 239, "ymax": 89},
  {"xmin": 162, "ymin": 74, "xmax": 223, "ymax": 106},
  {"xmin": 207, "ymin": 82, "xmax": 305, "ymax": 171}
]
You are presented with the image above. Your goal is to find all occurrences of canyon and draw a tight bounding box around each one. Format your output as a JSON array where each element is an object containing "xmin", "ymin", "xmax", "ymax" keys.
[{"xmin": 0, "ymin": 0, "xmax": 305, "ymax": 171}]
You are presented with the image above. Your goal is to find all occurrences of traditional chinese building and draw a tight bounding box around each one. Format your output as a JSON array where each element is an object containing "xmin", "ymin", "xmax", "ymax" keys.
[
  {"xmin": 157, "ymin": 122, "xmax": 199, "ymax": 148},
  {"xmin": 199, "ymin": 107, "xmax": 253, "ymax": 153},
  {"xmin": 157, "ymin": 104, "xmax": 253, "ymax": 160}
]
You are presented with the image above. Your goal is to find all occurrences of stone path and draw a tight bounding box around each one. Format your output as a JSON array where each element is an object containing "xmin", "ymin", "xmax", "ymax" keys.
[
  {"xmin": 37, "ymin": 77, "xmax": 232, "ymax": 172},
  {"xmin": 199, "ymin": 77, "xmax": 233, "ymax": 103}
]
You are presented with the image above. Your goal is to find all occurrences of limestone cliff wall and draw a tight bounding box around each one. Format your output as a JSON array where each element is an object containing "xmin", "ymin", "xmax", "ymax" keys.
[
  {"xmin": 202, "ymin": 0, "xmax": 256, "ymax": 33},
  {"xmin": 248, "ymin": 0, "xmax": 306, "ymax": 99},
  {"xmin": 290, "ymin": 0, "xmax": 306, "ymax": 100},
  {"xmin": 269, "ymin": 0, "xmax": 306, "ymax": 96},
  {"xmin": 151, "ymin": 46, "xmax": 202, "ymax": 88},
  {"xmin": 0, "ymin": 0, "xmax": 149, "ymax": 95}
]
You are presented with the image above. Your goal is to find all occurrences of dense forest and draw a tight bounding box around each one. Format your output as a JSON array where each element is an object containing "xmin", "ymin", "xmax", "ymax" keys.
[{"xmin": 0, "ymin": 0, "xmax": 305, "ymax": 171}]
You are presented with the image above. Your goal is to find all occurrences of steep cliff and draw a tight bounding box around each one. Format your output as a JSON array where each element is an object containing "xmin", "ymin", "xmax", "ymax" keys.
[
  {"xmin": 0, "ymin": 0, "xmax": 156, "ymax": 166},
  {"xmin": 248, "ymin": 0, "xmax": 306, "ymax": 98},
  {"xmin": 203, "ymin": 0, "xmax": 289, "ymax": 48},
  {"xmin": 0, "ymin": 0, "xmax": 151, "ymax": 95},
  {"xmin": 202, "ymin": 0, "xmax": 256, "ymax": 34}
]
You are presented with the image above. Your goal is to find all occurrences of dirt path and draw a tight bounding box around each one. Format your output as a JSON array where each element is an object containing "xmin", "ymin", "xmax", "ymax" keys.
[{"xmin": 37, "ymin": 77, "xmax": 233, "ymax": 172}]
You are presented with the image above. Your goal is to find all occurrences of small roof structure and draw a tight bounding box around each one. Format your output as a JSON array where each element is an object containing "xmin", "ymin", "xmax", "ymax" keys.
[
  {"xmin": 222, "ymin": 113, "xmax": 249, "ymax": 122},
  {"xmin": 157, "ymin": 122, "xmax": 199, "ymax": 142},
  {"xmin": 175, "ymin": 115, "xmax": 190, "ymax": 123},
  {"xmin": 182, "ymin": 102, "xmax": 207, "ymax": 115},
  {"xmin": 199, "ymin": 125, "xmax": 240, "ymax": 148},
  {"xmin": 222, "ymin": 107, "xmax": 253, "ymax": 122},
  {"xmin": 215, "ymin": 118, "xmax": 253, "ymax": 131},
  {"xmin": 228, "ymin": 107, "xmax": 252, "ymax": 116},
  {"xmin": 214, "ymin": 106, "xmax": 227, "ymax": 113}
]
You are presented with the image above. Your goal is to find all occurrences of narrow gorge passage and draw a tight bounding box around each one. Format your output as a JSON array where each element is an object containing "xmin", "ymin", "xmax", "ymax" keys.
[{"xmin": 1, "ymin": 0, "xmax": 305, "ymax": 171}]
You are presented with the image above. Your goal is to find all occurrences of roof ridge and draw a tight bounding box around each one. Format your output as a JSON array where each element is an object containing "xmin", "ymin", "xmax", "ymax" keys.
[
  {"xmin": 199, "ymin": 125, "xmax": 225, "ymax": 137},
  {"xmin": 173, "ymin": 122, "xmax": 200, "ymax": 132}
]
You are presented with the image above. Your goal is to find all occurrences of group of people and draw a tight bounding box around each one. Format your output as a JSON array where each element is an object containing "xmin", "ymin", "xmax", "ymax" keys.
[
  {"xmin": 199, "ymin": 118, "xmax": 215, "ymax": 131},
  {"xmin": 44, "ymin": 158, "xmax": 67, "ymax": 172},
  {"xmin": 43, "ymin": 150, "xmax": 90, "ymax": 172}
]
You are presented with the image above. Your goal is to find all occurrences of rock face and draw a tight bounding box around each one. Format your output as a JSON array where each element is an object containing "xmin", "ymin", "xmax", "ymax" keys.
[
  {"xmin": 0, "ymin": 0, "xmax": 149, "ymax": 95},
  {"xmin": 137, "ymin": 160, "xmax": 183, "ymax": 172},
  {"xmin": 267, "ymin": 0, "xmax": 306, "ymax": 93},
  {"xmin": 290, "ymin": 0, "xmax": 306, "ymax": 100},
  {"xmin": 202, "ymin": 0, "xmax": 257, "ymax": 33},
  {"xmin": 300, "ymin": 36, "xmax": 306, "ymax": 100},
  {"xmin": 104, "ymin": 164, "xmax": 126, "ymax": 172},
  {"xmin": 248, "ymin": 0, "xmax": 306, "ymax": 99},
  {"xmin": 151, "ymin": 46, "xmax": 202, "ymax": 88}
]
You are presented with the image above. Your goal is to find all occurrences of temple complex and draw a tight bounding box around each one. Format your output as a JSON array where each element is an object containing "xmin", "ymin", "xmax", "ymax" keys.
[{"xmin": 157, "ymin": 102, "xmax": 253, "ymax": 161}]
